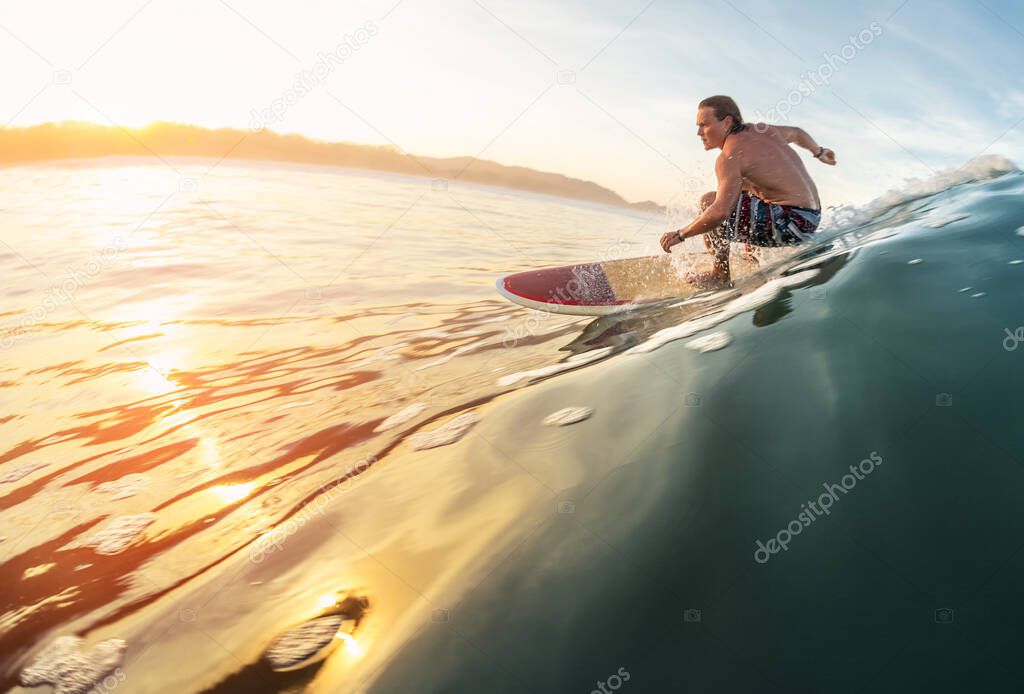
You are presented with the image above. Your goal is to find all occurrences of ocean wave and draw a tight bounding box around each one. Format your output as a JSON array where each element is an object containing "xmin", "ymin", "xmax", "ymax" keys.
[{"xmin": 825, "ymin": 153, "xmax": 1020, "ymax": 231}]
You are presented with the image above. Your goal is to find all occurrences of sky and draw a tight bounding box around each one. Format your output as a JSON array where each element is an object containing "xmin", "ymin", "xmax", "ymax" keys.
[{"xmin": 1, "ymin": 0, "xmax": 1022, "ymax": 208}]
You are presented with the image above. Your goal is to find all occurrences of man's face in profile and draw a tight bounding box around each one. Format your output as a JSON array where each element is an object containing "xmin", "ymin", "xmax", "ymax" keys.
[{"xmin": 696, "ymin": 106, "xmax": 729, "ymax": 150}]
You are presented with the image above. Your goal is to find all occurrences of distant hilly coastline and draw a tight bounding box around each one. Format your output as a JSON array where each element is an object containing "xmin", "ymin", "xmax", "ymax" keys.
[{"xmin": 0, "ymin": 121, "xmax": 664, "ymax": 214}]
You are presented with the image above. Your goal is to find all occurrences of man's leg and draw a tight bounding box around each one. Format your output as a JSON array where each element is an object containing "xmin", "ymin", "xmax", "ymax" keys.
[{"xmin": 693, "ymin": 191, "xmax": 731, "ymax": 285}]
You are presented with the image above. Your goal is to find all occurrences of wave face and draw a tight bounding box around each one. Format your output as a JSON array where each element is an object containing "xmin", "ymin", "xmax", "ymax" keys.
[
  {"xmin": 1, "ymin": 156, "xmax": 1023, "ymax": 693},
  {"xmin": 367, "ymin": 163, "xmax": 1024, "ymax": 692}
]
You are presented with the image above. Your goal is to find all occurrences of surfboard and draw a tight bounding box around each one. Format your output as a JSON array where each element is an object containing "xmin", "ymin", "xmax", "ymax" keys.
[{"xmin": 496, "ymin": 253, "xmax": 758, "ymax": 316}]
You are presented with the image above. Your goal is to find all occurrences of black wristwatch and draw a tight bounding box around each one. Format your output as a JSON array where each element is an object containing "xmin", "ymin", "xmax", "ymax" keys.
[{"xmin": 814, "ymin": 146, "xmax": 826, "ymax": 159}]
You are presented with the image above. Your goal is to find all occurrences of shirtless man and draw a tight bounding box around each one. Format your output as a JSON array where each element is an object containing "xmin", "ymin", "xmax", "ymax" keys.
[{"xmin": 660, "ymin": 95, "xmax": 836, "ymax": 287}]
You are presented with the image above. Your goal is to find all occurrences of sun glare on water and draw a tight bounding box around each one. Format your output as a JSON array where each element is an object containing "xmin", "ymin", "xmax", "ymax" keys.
[
  {"xmin": 210, "ymin": 482, "xmax": 255, "ymax": 504},
  {"xmin": 336, "ymin": 632, "xmax": 364, "ymax": 658}
]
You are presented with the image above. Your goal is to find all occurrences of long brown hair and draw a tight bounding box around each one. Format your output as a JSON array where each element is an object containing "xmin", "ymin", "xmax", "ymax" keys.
[{"xmin": 699, "ymin": 95, "xmax": 746, "ymax": 133}]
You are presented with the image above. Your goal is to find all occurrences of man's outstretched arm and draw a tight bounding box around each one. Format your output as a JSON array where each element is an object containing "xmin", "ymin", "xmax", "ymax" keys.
[
  {"xmin": 773, "ymin": 125, "xmax": 837, "ymax": 165},
  {"xmin": 660, "ymin": 154, "xmax": 742, "ymax": 252}
]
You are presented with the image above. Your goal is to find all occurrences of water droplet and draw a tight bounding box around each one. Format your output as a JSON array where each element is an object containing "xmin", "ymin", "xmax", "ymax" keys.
[
  {"xmin": 958, "ymin": 287, "xmax": 971, "ymax": 292},
  {"xmin": 20, "ymin": 636, "xmax": 126, "ymax": 691},
  {"xmin": 1010, "ymin": 260, "xmax": 1023, "ymax": 265},
  {"xmin": 971, "ymin": 292, "xmax": 986, "ymax": 298},
  {"xmin": 543, "ymin": 407, "xmax": 593, "ymax": 426},
  {"xmin": 264, "ymin": 616, "xmax": 345, "ymax": 672},
  {"xmin": 374, "ymin": 403, "xmax": 426, "ymax": 432},
  {"xmin": 0, "ymin": 460, "xmax": 48, "ymax": 484},
  {"xmin": 907, "ymin": 258, "xmax": 923, "ymax": 265},
  {"xmin": 409, "ymin": 411, "xmax": 479, "ymax": 450},
  {"xmin": 81, "ymin": 513, "xmax": 157, "ymax": 555},
  {"xmin": 96, "ymin": 473, "xmax": 148, "ymax": 500},
  {"xmin": 685, "ymin": 331, "xmax": 733, "ymax": 352}
]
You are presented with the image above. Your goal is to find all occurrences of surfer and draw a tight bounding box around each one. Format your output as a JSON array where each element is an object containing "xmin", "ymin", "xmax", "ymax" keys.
[{"xmin": 660, "ymin": 95, "xmax": 836, "ymax": 288}]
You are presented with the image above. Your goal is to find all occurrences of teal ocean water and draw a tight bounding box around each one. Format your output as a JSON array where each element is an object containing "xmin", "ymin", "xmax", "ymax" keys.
[{"xmin": 2, "ymin": 155, "xmax": 1023, "ymax": 693}]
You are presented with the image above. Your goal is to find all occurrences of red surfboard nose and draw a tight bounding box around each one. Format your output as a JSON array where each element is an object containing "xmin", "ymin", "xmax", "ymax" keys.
[{"xmin": 502, "ymin": 263, "xmax": 619, "ymax": 306}]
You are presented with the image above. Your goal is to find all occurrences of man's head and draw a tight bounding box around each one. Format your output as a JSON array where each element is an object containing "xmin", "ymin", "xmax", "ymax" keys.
[{"xmin": 697, "ymin": 95, "xmax": 745, "ymax": 150}]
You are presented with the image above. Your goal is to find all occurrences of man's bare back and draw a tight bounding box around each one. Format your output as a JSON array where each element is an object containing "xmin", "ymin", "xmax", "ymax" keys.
[{"xmin": 723, "ymin": 124, "xmax": 822, "ymax": 210}]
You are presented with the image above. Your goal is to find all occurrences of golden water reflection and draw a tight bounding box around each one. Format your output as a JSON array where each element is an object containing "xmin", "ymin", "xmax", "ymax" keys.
[{"xmin": 0, "ymin": 161, "xmax": 668, "ymax": 691}]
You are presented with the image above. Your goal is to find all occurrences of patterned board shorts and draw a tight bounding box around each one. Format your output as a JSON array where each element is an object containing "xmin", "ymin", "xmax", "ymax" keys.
[{"xmin": 721, "ymin": 191, "xmax": 821, "ymax": 247}]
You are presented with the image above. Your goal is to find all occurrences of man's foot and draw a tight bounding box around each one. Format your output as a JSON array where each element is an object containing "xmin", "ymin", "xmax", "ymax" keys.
[{"xmin": 685, "ymin": 269, "xmax": 732, "ymax": 290}]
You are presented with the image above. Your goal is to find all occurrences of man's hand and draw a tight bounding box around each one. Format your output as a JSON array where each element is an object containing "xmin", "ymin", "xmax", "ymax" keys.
[
  {"xmin": 817, "ymin": 148, "xmax": 837, "ymax": 166},
  {"xmin": 661, "ymin": 230, "xmax": 682, "ymax": 253}
]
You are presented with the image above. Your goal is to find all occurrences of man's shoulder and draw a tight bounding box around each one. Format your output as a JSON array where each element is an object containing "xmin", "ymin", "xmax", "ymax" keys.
[
  {"xmin": 714, "ymin": 147, "xmax": 742, "ymax": 174},
  {"xmin": 737, "ymin": 123, "xmax": 776, "ymax": 141},
  {"xmin": 725, "ymin": 124, "xmax": 778, "ymax": 153}
]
